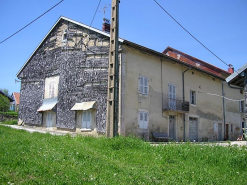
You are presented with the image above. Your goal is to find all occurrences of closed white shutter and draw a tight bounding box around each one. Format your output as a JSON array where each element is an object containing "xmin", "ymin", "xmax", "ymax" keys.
[
  {"xmin": 140, "ymin": 77, "xmax": 144, "ymax": 94},
  {"xmin": 169, "ymin": 84, "xmax": 176, "ymax": 110},
  {"xmin": 139, "ymin": 111, "xmax": 148, "ymax": 129},
  {"xmin": 143, "ymin": 112, "xmax": 148, "ymax": 129},
  {"xmin": 144, "ymin": 77, "xmax": 148, "ymax": 95},
  {"xmin": 139, "ymin": 112, "xmax": 143, "ymax": 128}
]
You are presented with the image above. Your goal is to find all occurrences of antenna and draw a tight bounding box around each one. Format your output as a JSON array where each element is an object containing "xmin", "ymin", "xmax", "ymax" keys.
[{"xmin": 99, "ymin": 4, "xmax": 110, "ymax": 19}]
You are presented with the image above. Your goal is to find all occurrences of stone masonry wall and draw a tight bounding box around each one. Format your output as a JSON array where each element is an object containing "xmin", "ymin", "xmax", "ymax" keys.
[{"xmin": 18, "ymin": 19, "xmax": 109, "ymax": 132}]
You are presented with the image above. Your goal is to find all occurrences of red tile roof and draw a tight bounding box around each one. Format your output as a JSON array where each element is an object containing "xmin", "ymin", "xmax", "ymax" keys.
[
  {"xmin": 163, "ymin": 47, "xmax": 230, "ymax": 79},
  {"xmin": 13, "ymin": 92, "xmax": 20, "ymax": 105}
]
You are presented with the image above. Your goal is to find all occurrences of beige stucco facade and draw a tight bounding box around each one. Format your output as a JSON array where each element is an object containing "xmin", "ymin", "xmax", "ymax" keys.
[{"xmin": 119, "ymin": 45, "xmax": 244, "ymax": 141}]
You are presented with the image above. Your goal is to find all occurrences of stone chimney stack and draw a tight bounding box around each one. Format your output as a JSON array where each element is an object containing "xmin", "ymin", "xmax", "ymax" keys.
[{"xmin": 102, "ymin": 18, "xmax": 110, "ymax": 33}]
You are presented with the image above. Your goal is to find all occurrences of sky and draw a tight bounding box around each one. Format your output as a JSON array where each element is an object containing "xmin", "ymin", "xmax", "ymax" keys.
[{"xmin": 0, "ymin": 0, "xmax": 246, "ymax": 94}]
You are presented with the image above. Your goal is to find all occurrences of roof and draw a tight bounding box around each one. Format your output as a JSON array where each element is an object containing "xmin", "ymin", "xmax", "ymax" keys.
[
  {"xmin": 123, "ymin": 40, "xmax": 229, "ymax": 80},
  {"xmin": 226, "ymin": 62, "xmax": 247, "ymax": 87},
  {"xmin": 163, "ymin": 47, "xmax": 230, "ymax": 79},
  {"xmin": 16, "ymin": 16, "xmax": 124, "ymax": 77},
  {"xmin": 12, "ymin": 92, "xmax": 20, "ymax": 105},
  {"xmin": 37, "ymin": 97, "xmax": 57, "ymax": 112},
  {"xmin": 0, "ymin": 90, "xmax": 14, "ymax": 102},
  {"xmin": 71, "ymin": 101, "xmax": 96, "ymax": 111},
  {"xmin": 17, "ymin": 16, "xmax": 229, "ymax": 81}
]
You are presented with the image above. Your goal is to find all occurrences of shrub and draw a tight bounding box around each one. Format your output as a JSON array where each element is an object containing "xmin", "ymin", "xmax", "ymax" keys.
[{"xmin": 0, "ymin": 94, "xmax": 10, "ymax": 112}]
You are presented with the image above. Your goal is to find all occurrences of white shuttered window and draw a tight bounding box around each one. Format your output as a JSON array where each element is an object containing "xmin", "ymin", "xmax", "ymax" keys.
[
  {"xmin": 139, "ymin": 76, "xmax": 148, "ymax": 95},
  {"xmin": 139, "ymin": 111, "xmax": 148, "ymax": 129}
]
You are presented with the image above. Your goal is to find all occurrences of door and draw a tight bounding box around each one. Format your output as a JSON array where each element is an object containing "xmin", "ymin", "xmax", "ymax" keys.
[
  {"xmin": 169, "ymin": 84, "xmax": 176, "ymax": 110},
  {"xmin": 225, "ymin": 124, "xmax": 229, "ymax": 140},
  {"xmin": 169, "ymin": 115, "xmax": 175, "ymax": 139},
  {"xmin": 46, "ymin": 112, "xmax": 53, "ymax": 127},
  {"xmin": 189, "ymin": 117, "xmax": 198, "ymax": 141},
  {"xmin": 218, "ymin": 123, "xmax": 222, "ymax": 141}
]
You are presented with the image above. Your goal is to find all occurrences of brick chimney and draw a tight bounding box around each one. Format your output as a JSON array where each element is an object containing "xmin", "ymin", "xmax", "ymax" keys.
[
  {"xmin": 228, "ymin": 64, "xmax": 234, "ymax": 74},
  {"xmin": 102, "ymin": 18, "xmax": 110, "ymax": 33}
]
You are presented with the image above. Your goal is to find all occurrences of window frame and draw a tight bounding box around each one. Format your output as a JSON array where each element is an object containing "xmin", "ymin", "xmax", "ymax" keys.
[
  {"xmin": 139, "ymin": 76, "xmax": 149, "ymax": 95},
  {"xmin": 139, "ymin": 110, "xmax": 149, "ymax": 129},
  {"xmin": 190, "ymin": 90, "xmax": 196, "ymax": 105}
]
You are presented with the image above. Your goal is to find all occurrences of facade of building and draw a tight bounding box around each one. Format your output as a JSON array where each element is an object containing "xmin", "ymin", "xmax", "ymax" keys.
[{"xmin": 17, "ymin": 16, "xmax": 244, "ymax": 141}]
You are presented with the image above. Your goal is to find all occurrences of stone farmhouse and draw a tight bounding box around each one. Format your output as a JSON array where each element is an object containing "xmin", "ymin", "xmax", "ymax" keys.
[{"xmin": 17, "ymin": 16, "xmax": 244, "ymax": 141}]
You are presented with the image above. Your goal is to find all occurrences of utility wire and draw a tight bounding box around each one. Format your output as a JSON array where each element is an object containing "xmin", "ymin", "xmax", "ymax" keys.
[
  {"xmin": 198, "ymin": 91, "xmax": 244, "ymax": 101},
  {"xmin": 153, "ymin": 0, "xmax": 235, "ymax": 72},
  {"xmin": 90, "ymin": 0, "xmax": 102, "ymax": 27},
  {"xmin": 0, "ymin": 0, "xmax": 64, "ymax": 45}
]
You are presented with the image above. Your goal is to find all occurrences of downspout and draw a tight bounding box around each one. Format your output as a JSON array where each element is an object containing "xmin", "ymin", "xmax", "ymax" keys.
[
  {"xmin": 161, "ymin": 59, "xmax": 165, "ymax": 118},
  {"xmin": 222, "ymin": 81, "xmax": 226, "ymax": 140},
  {"xmin": 182, "ymin": 67, "xmax": 190, "ymax": 141}
]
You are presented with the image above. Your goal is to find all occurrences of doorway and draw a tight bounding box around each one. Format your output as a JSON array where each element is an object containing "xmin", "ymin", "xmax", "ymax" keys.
[
  {"xmin": 189, "ymin": 117, "xmax": 198, "ymax": 141},
  {"xmin": 169, "ymin": 115, "xmax": 176, "ymax": 140},
  {"xmin": 225, "ymin": 124, "xmax": 229, "ymax": 140}
]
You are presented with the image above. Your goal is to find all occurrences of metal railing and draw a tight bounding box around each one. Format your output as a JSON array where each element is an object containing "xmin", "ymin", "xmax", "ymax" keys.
[{"xmin": 163, "ymin": 95, "xmax": 189, "ymax": 112}]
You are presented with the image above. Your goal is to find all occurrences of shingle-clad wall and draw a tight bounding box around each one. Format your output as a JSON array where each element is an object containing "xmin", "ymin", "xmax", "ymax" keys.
[{"xmin": 18, "ymin": 20, "xmax": 109, "ymax": 132}]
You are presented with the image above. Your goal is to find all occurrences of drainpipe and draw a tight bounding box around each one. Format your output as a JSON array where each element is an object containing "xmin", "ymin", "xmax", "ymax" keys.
[
  {"xmin": 182, "ymin": 67, "xmax": 190, "ymax": 141},
  {"xmin": 222, "ymin": 81, "xmax": 226, "ymax": 140}
]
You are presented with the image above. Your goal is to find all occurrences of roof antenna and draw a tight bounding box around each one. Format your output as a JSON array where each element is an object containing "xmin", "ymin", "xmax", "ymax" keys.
[{"xmin": 99, "ymin": 4, "xmax": 110, "ymax": 20}]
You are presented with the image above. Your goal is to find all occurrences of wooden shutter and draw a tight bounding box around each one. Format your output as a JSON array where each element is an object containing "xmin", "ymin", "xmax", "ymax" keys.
[
  {"xmin": 140, "ymin": 76, "xmax": 143, "ymax": 94},
  {"xmin": 144, "ymin": 77, "xmax": 148, "ymax": 95}
]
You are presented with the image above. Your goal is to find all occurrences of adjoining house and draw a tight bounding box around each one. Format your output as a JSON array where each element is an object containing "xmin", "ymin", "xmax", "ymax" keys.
[
  {"xmin": 226, "ymin": 63, "xmax": 247, "ymax": 135},
  {"xmin": 10, "ymin": 92, "xmax": 20, "ymax": 112},
  {"xmin": 17, "ymin": 16, "xmax": 244, "ymax": 141}
]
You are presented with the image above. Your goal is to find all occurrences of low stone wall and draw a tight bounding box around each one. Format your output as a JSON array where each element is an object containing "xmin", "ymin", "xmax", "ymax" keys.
[{"xmin": 0, "ymin": 113, "xmax": 18, "ymax": 122}]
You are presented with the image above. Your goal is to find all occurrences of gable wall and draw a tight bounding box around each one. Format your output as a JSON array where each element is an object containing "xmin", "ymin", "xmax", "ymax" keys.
[{"xmin": 18, "ymin": 20, "xmax": 109, "ymax": 132}]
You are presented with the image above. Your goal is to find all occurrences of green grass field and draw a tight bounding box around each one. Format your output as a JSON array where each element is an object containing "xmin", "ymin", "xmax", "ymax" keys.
[{"xmin": 0, "ymin": 126, "xmax": 246, "ymax": 184}]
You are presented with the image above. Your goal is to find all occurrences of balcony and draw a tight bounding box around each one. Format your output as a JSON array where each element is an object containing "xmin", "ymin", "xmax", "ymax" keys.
[{"xmin": 163, "ymin": 95, "xmax": 189, "ymax": 113}]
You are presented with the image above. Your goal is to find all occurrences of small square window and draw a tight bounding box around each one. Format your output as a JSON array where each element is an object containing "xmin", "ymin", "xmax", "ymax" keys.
[{"xmin": 190, "ymin": 90, "xmax": 196, "ymax": 105}]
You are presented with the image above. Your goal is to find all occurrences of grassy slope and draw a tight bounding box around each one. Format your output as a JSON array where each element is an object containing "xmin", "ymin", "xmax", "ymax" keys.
[{"xmin": 0, "ymin": 126, "xmax": 246, "ymax": 184}]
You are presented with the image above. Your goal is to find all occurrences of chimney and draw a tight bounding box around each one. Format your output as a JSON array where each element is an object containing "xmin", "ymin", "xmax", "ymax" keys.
[
  {"xmin": 228, "ymin": 64, "xmax": 234, "ymax": 74},
  {"xmin": 102, "ymin": 18, "xmax": 110, "ymax": 33}
]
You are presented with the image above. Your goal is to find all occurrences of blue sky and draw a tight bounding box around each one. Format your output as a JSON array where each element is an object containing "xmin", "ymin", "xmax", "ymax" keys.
[{"xmin": 0, "ymin": 0, "xmax": 246, "ymax": 94}]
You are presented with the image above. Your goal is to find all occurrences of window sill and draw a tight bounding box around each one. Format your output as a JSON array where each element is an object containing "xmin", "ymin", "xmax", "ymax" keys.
[{"xmin": 80, "ymin": 128, "xmax": 92, "ymax": 132}]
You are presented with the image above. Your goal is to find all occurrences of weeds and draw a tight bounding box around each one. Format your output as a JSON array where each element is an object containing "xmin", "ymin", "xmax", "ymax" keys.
[{"xmin": 0, "ymin": 126, "xmax": 246, "ymax": 184}]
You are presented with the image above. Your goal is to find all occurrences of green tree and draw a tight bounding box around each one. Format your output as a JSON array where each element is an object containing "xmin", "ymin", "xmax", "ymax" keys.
[{"xmin": 0, "ymin": 94, "xmax": 10, "ymax": 112}]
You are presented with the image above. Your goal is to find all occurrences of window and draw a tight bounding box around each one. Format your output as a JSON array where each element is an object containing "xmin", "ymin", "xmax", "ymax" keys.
[
  {"xmin": 139, "ymin": 111, "xmax": 148, "ymax": 129},
  {"xmin": 230, "ymin": 124, "xmax": 233, "ymax": 133},
  {"xmin": 169, "ymin": 84, "xmax": 176, "ymax": 110},
  {"xmin": 139, "ymin": 76, "xmax": 148, "ymax": 95},
  {"xmin": 240, "ymin": 100, "xmax": 245, "ymax": 113},
  {"xmin": 63, "ymin": 29, "xmax": 68, "ymax": 41},
  {"xmin": 45, "ymin": 76, "xmax": 59, "ymax": 99},
  {"xmin": 190, "ymin": 90, "xmax": 196, "ymax": 105},
  {"xmin": 82, "ymin": 110, "xmax": 91, "ymax": 129}
]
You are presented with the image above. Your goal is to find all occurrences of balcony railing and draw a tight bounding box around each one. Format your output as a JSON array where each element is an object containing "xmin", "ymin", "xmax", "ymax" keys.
[{"xmin": 163, "ymin": 95, "xmax": 189, "ymax": 112}]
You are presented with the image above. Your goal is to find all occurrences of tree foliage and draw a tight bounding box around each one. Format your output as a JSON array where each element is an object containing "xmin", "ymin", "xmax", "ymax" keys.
[{"xmin": 0, "ymin": 94, "xmax": 10, "ymax": 112}]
